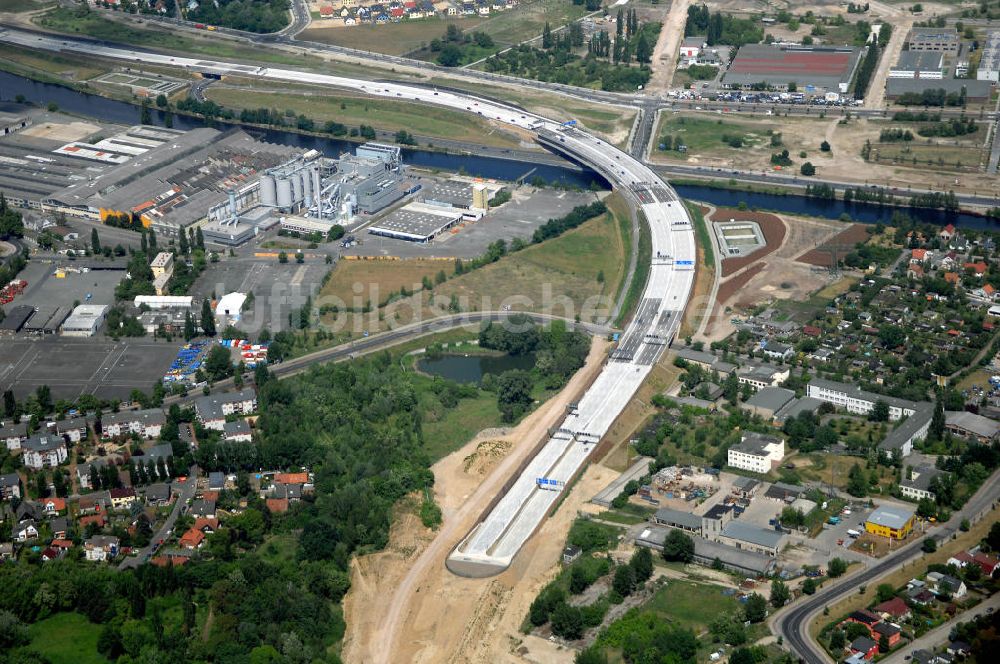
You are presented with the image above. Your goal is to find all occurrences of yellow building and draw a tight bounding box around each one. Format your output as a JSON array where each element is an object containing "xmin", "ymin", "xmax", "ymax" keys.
[{"xmin": 864, "ymin": 505, "xmax": 916, "ymax": 540}]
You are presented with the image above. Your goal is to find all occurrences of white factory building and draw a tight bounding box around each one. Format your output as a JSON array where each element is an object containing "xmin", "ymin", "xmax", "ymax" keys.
[
  {"xmin": 727, "ymin": 433, "xmax": 785, "ymax": 474},
  {"xmin": 61, "ymin": 304, "xmax": 109, "ymax": 337}
]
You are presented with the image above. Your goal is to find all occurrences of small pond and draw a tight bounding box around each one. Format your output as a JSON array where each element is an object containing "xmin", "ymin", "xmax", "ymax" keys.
[{"xmin": 416, "ymin": 352, "xmax": 535, "ymax": 384}]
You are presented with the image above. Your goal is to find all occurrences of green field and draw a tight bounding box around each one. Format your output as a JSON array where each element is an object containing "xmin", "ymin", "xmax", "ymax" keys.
[
  {"xmin": 870, "ymin": 142, "xmax": 984, "ymax": 172},
  {"xmin": 37, "ymin": 7, "xmax": 327, "ymax": 68},
  {"xmin": 204, "ymin": 85, "xmax": 525, "ymax": 148},
  {"xmin": 644, "ymin": 579, "xmax": 741, "ymax": 631},
  {"xmin": 436, "ymin": 196, "xmax": 629, "ymax": 324},
  {"xmin": 418, "ymin": 379, "xmax": 502, "ymax": 461},
  {"xmin": 25, "ymin": 613, "xmax": 108, "ymax": 664},
  {"xmin": 477, "ymin": 0, "xmax": 590, "ymax": 45},
  {"xmin": 301, "ymin": 0, "xmax": 588, "ymax": 58},
  {"xmin": 655, "ymin": 114, "xmax": 778, "ymax": 156},
  {"xmin": 300, "ymin": 18, "xmax": 485, "ymax": 56}
]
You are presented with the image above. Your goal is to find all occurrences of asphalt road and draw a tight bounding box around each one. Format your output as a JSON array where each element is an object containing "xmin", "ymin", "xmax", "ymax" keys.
[
  {"xmin": 775, "ymin": 470, "xmax": 1000, "ymax": 664},
  {"xmin": 879, "ymin": 593, "xmax": 1000, "ymax": 664},
  {"xmin": 118, "ymin": 473, "xmax": 197, "ymax": 570},
  {"xmin": 162, "ymin": 311, "xmax": 613, "ymax": 408}
]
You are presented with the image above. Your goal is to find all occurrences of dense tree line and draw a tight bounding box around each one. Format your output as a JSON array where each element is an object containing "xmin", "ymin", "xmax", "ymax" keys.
[
  {"xmin": 852, "ymin": 42, "xmax": 880, "ymax": 99},
  {"xmin": 186, "ymin": 0, "xmax": 290, "ymax": 33},
  {"xmin": 916, "ymin": 118, "xmax": 979, "ymax": 137},
  {"xmin": 684, "ymin": 4, "xmax": 763, "ymax": 46},
  {"xmin": 896, "ymin": 87, "xmax": 968, "ymax": 107},
  {"xmin": 879, "ymin": 128, "xmax": 914, "ymax": 142}
]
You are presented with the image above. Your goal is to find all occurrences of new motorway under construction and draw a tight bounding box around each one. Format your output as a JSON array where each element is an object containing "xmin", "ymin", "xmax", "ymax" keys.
[{"xmin": 0, "ymin": 27, "xmax": 698, "ymax": 576}]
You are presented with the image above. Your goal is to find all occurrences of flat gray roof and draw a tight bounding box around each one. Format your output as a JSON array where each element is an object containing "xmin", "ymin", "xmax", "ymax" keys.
[
  {"xmin": 885, "ymin": 78, "xmax": 993, "ymax": 100},
  {"xmin": 722, "ymin": 44, "xmax": 862, "ymax": 90},
  {"xmin": 721, "ymin": 521, "xmax": 785, "ymax": 549},
  {"xmin": 894, "ymin": 50, "xmax": 943, "ymax": 71},
  {"xmin": 636, "ymin": 525, "xmax": 775, "ymax": 574},
  {"xmin": 866, "ymin": 504, "xmax": 915, "ymax": 530},
  {"xmin": 880, "ymin": 409, "xmax": 932, "ymax": 451},
  {"xmin": 653, "ymin": 507, "xmax": 703, "ymax": 530},
  {"xmin": 745, "ymin": 387, "xmax": 795, "ymax": 413},
  {"xmin": 945, "ymin": 410, "xmax": 1000, "ymax": 438},
  {"xmin": 733, "ymin": 432, "xmax": 782, "ymax": 456}
]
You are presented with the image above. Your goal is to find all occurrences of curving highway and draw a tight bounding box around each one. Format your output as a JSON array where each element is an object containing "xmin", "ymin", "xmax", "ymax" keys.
[{"xmin": 0, "ymin": 26, "xmax": 698, "ymax": 574}]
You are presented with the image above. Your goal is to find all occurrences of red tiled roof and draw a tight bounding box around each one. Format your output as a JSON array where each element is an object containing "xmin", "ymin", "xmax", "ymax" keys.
[
  {"xmin": 874, "ymin": 596, "xmax": 910, "ymax": 618},
  {"xmin": 180, "ymin": 528, "xmax": 205, "ymax": 549},
  {"xmin": 274, "ymin": 472, "xmax": 308, "ymax": 485},
  {"xmin": 266, "ymin": 498, "xmax": 289, "ymax": 514}
]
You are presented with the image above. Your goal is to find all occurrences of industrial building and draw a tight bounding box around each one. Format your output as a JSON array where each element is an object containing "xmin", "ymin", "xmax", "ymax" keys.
[
  {"xmin": 0, "ymin": 106, "xmax": 31, "ymax": 137},
  {"xmin": 721, "ymin": 44, "xmax": 863, "ymax": 93},
  {"xmin": 61, "ymin": 304, "xmax": 109, "ymax": 337},
  {"xmin": 0, "ymin": 305, "xmax": 34, "ymax": 335},
  {"xmin": 201, "ymin": 206, "xmax": 275, "ymax": 246},
  {"xmin": 23, "ymin": 306, "xmax": 70, "ymax": 335},
  {"xmin": 367, "ymin": 202, "xmax": 465, "ymax": 243},
  {"xmin": 889, "ymin": 51, "xmax": 944, "ymax": 79},
  {"xmin": 944, "ymin": 410, "xmax": 1000, "ymax": 443},
  {"xmin": 977, "ymin": 31, "xmax": 1000, "ymax": 82},
  {"xmin": 864, "ymin": 504, "xmax": 916, "ymax": 540},
  {"xmin": 133, "ymin": 295, "xmax": 193, "ymax": 310},
  {"xmin": 727, "ymin": 433, "xmax": 785, "ymax": 474},
  {"xmin": 44, "ymin": 128, "xmax": 300, "ymax": 237},
  {"xmin": 885, "ymin": 77, "xmax": 993, "ymax": 102},
  {"xmin": 215, "ymin": 292, "xmax": 246, "ymax": 325},
  {"xmin": 907, "ymin": 28, "xmax": 959, "ymax": 52},
  {"xmin": 279, "ymin": 215, "xmax": 340, "ymax": 236}
]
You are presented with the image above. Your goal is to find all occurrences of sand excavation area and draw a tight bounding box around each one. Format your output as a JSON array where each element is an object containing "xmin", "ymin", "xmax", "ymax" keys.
[
  {"xmin": 703, "ymin": 207, "xmax": 844, "ymax": 342},
  {"xmin": 342, "ymin": 337, "xmax": 625, "ymax": 664}
]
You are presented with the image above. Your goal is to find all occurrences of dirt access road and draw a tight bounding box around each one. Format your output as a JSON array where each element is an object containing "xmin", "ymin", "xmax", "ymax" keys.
[
  {"xmin": 342, "ymin": 337, "xmax": 615, "ymax": 664},
  {"xmin": 865, "ymin": 1, "xmax": 911, "ymax": 109},
  {"xmin": 646, "ymin": 0, "xmax": 693, "ymax": 93}
]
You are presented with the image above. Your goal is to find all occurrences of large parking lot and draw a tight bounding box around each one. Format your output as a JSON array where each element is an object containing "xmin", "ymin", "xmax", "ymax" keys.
[
  {"xmin": 346, "ymin": 188, "xmax": 601, "ymax": 259},
  {"xmin": 0, "ymin": 337, "xmax": 182, "ymax": 400},
  {"xmin": 189, "ymin": 258, "xmax": 329, "ymax": 334},
  {"xmin": 14, "ymin": 260, "xmax": 124, "ymax": 312}
]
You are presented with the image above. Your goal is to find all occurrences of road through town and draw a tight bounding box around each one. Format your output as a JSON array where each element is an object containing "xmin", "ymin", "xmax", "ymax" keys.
[{"xmin": 774, "ymin": 471, "xmax": 1000, "ymax": 664}]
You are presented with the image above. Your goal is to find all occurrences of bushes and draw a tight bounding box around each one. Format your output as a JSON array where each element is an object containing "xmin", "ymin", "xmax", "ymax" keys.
[
  {"xmin": 916, "ymin": 118, "xmax": 979, "ymax": 137},
  {"xmin": 880, "ymin": 128, "xmax": 914, "ymax": 142}
]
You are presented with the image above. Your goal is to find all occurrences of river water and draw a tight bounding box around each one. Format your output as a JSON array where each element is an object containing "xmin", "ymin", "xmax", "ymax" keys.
[{"xmin": 1, "ymin": 71, "xmax": 995, "ymax": 230}]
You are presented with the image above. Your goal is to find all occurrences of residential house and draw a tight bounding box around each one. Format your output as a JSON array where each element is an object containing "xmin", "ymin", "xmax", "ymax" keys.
[
  {"xmin": 910, "ymin": 248, "xmax": 930, "ymax": 263},
  {"xmin": 42, "ymin": 497, "xmax": 66, "ymax": 516},
  {"xmin": 963, "ymin": 261, "xmax": 988, "ymax": 278},
  {"xmin": 194, "ymin": 388, "xmax": 257, "ymax": 430},
  {"xmin": 193, "ymin": 517, "xmax": 219, "ymax": 534},
  {"xmin": 109, "ymin": 487, "xmax": 137, "ymax": 510},
  {"xmin": 208, "ymin": 472, "xmax": 225, "ymax": 491},
  {"xmin": 930, "ymin": 573, "xmax": 966, "ymax": 598},
  {"xmin": 845, "ymin": 610, "xmax": 882, "ymax": 638},
  {"xmin": 77, "ymin": 491, "xmax": 110, "ymax": 515},
  {"xmin": 101, "ymin": 409, "xmax": 166, "ymax": 439},
  {"xmin": 0, "ymin": 542, "xmax": 13, "ymax": 560},
  {"xmin": 13, "ymin": 518, "xmax": 38, "ymax": 542},
  {"xmin": 762, "ymin": 341, "xmax": 793, "ymax": 361},
  {"xmin": 0, "ymin": 473, "xmax": 21, "ymax": 500},
  {"xmin": 222, "ymin": 419, "xmax": 252, "ymax": 442},
  {"xmin": 76, "ymin": 458, "xmax": 111, "ymax": 491},
  {"xmin": 21, "ymin": 436, "xmax": 68, "ymax": 470},
  {"xmin": 83, "ymin": 535, "xmax": 120, "ymax": 562},
  {"xmin": 266, "ymin": 497, "xmax": 289, "ymax": 513},
  {"xmin": 40, "ymin": 547, "xmax": 62, "ymax": 562},
  {"xmin": 939, "ymin": 224, "xmax": 955, "ymax": 241},
  {"xmin": 873, "ymin": 622, "xmax": 901, "ymax": 648},
  {"xmin": 873, "ymin": 596, "xmax": 911, "ymax": 621},
  {"xmin": 56, "ymin": 416, "xmax": 89, "ymax": 443},
  {"xmin": 907, "ymin": 263, "xmax": 925, "ymax": 279},
  {"xmin": 972, "ymin": 283, "xmax": 996, "ymax": 301},
  {"xmin": 737, "ymin": 363, "xmax": 789, "ymax": 391},
  {"xmin": 145, "ymin": 483, "xmax": 172, "ymax": 506},
  {"xmin": 179, "ymin": 527, "xmax": 206, "ymax": 550},
  {"xmin": 190, "ymin": 499, "xmax": 216, "ymax": 519},
  {"xmin": 849, "ymin": 636, "xmax": 879, "ymax": 660},
  {"xmin": 947, "ymin": 642, "xmax": 971, "ymax": 657},
  {"xmin": 0, "ymin": 421, "xmax": 28, "ymax": 450},
  {"xmin": 901, "ymin": 464, "xmax": 942, "ymax": 501},
  {"xmin": 50, "ymin": 516, "xmax": 69, "ymax": 540}
]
